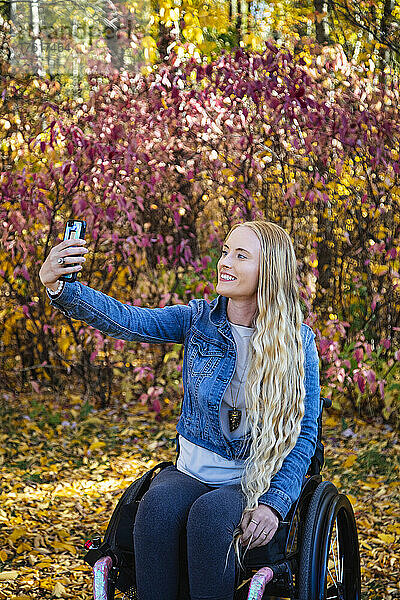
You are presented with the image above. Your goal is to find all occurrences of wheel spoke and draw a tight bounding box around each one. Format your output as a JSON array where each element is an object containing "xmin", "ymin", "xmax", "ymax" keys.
[
  {"xmin": 328, "ymin": 565, "xmax": 337, "ymax": 587},
  {"xmin": 340, "ymin": 553, "xmax": 344, "ymax": 585},
  {"xmin": 330, "ymin": 521, "xmax": 340, "ymax": 584},
  {"xmin": 335, "ymin": 518, "xmax": 342, "ymax": 582}
]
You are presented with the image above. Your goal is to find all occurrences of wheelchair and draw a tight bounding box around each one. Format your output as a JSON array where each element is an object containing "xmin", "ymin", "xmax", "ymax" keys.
[
  {"xmin": 90, "ymin": 397, "xmax": 361, "ymax": 600},
  {"xmin": 233, "ymin": 397, "xmax": 361, "ymax": 600}
]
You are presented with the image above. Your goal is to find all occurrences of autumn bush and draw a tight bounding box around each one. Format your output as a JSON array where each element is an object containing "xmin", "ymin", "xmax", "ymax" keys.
[{"xmin": 0, "ymin": 43, "xmax": 399, "ymax": 425}]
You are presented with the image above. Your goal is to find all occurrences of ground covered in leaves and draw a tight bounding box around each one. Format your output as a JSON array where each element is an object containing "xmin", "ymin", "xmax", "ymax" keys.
[{"xmin": 0, "ymin": 390, "xmax": 399, "ymax": 599}]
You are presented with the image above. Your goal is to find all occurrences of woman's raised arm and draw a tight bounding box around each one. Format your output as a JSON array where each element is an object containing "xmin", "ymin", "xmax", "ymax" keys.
[{"xmin": 39, "ymin": 239, "xmax": 193, "ymax": 344}]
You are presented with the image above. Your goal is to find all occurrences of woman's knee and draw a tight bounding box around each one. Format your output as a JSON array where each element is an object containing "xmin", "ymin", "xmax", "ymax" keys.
[
  {"xmin": 136, "ymin": 482, "xmax": 186, "ymax": 529},
  {"xmin": 186, "ymin": 487, "xmax": 242, "ymax": 539}
]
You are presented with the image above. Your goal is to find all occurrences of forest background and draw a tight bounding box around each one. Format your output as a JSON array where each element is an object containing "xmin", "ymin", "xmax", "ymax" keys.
[{"xmin": 0, "ymin": 0, "xmax": 399, "ymax": 598}]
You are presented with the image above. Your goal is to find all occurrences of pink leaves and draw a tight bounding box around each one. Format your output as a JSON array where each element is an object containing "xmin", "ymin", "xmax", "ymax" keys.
[
  {"xmin": 159, "ymin": 293, "xmax": 171, "ymax": 308},
  {"xmin": 13, "ymin": 265, "xmax": 31, "ymax": 281},
  {"xmin": 139, "ymin": 385, "xmax": 164, "ymax": 414},
  {"xmin": 354, "ymin": 372, "xmax": 366, "ymax": 393},
  {"xmin": 114, "ymin": 340, "xmax": 125, "ymax": 351},
  {"xmin": 354, "ymin": 348, "xmax": 364, "ymax": 363}
]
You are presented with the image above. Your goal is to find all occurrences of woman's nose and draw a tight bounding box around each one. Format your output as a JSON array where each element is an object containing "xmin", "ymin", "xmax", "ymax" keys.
[{"xmin": 220, "ymin": 255, "xmax": 233, "ymax": 268}]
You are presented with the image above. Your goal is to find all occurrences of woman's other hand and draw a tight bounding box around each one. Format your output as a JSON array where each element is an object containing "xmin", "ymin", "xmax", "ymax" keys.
[
  {"xmin": 239, "ymin": 504, "xmax": 280, "ymax": 550},
  {"xmin": 39, "ymin": 239, "xmax": 88, "ymax": 291}
]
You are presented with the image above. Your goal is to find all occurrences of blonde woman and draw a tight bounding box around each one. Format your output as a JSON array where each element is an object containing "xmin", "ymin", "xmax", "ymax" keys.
[{"xmin": 39, "ymin": 220, "xmax": 320, "ymax": 600}]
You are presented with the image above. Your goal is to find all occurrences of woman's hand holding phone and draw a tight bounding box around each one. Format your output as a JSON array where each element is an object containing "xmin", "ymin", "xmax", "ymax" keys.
[{"xmin": 39, "ymin": 238, "xmax": 88, "ymax": 292}]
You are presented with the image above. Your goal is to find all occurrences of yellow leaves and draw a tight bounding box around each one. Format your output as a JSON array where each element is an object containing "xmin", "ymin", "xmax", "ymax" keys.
[
  {"xmin": 369, "ymin": 264, "xmax": 389, "ymax": 276},
  {"xmin": 142, "ymin": 35, "xmax": 157, "ymax": 49},
  {"xmin": 2, "ymin": 309, "xmax": 25, "ymax": 346},
  {"xmin": 0, "ymin": 550, "xmax": 8, "ymax": 561},
  {"xmin": 182, "ymin": 27, "xmax": 203, "ymax": 45},
  {"xmin": 52, "ymin": 582, "xmax": 67, "ymax": 598},
  {"xmin": 25, "ymin": 319, "xmax": 37, "ymax": 334},
  {"xmin": 142, "ymin": 35, "xmax": 158, "ymax": 63},
  {"xmin": 346, "ymin": 494, "xmax": 357, "ymax": 507},
  {"xmin": 376, "ymin": 533, "xmax": 396, "ymax": 545},
  {"xmin": 34, "ymin": 559, "xmax": 53, "ymax": 569},
  {"xmin": 324, "ymin": 415, "xmax": 339, "ymax": 427},
  {"xmin": 59, "ymin": 335, "xmax": 74, "ymax": 354},
  {"xmin": 242, "ymin": 33, "xmax": 264, "ymax": 52},
  {"xmin": 0, "ymin": 571, "xmax": 19, "ymax": 581},
  {"xmin": 52, "ymin": 540, "xmax": 76, "ymax": 555},
  {"xmin": 88, "ymin": 440, "xmax": 106, "ymax": 452},
  {"xmin": 16, "ymin": 542, "xmax": 32, "ymax": 554},
  {"xmin": 342, "ymin": 454, "xmax": 357, "ymax": 468},
  {"xmin": 9, "ymin": 528, "xmax": 26, "ymax": 543},
  {"xmin": 183, "ymin": 12, "xmax": 199, "ymax": 26}
]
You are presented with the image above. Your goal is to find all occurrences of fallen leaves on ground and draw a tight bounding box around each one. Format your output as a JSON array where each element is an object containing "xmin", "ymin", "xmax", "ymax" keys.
[{"xmin": 0, "ymin": 391, "xmax": 399, "ymax": 599}]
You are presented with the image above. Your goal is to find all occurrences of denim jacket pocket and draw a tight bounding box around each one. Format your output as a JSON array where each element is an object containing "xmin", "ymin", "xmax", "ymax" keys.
[{"xmin": 187, "ymin": 332, "xmax": 225, "ymax": 376}]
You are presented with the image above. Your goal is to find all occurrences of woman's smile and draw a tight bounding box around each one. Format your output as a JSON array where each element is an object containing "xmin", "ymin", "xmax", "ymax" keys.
[{"xmin": 219, "ymin": 272, "xmax": 237, "ymax": 282}]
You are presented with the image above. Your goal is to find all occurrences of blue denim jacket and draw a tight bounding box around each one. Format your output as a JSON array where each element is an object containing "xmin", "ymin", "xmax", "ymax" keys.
[{"xmin": 48, "ymin": 282, "xmax": 321, "ymax": 519}]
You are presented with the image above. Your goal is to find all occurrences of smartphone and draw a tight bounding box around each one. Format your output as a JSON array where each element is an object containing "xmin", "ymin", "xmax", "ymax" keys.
[{"xmin": 59, "ymin": 219, "xmax": 87, "ymax": 282}]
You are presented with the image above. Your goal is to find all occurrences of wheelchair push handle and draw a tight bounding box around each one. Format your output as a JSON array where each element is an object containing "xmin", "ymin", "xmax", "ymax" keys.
[
  {"xmin": 93, "ymin": 555, "xmax": 113, "ymax": 600},
  {"xmin": 322, "ymin": 396, "xmax": 332, "ymax": 409},
  {"xmin": 246, "ymin": 566, "xmax": 274, "ymax": 599}
]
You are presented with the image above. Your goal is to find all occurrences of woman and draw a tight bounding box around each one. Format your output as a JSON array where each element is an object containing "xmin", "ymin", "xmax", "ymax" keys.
[{"xmin": 39, "ymin": 220, "xmax": 320, "ymax": 600}]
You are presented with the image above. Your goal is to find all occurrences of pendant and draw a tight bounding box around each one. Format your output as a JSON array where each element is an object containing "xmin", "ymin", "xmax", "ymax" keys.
[{"xmin": 228, "ymin": 408, "xmax": 242, "ymax": 432}]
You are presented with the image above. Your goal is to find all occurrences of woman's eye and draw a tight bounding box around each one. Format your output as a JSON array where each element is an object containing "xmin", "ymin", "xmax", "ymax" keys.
[{"xmin": 238, "ymin": 254, "xmax": 247, "ymax": 259}]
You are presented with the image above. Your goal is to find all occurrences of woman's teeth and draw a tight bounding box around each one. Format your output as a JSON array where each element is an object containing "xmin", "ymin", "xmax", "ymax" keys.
[{"xmin": 220, "ymin": 274, "xmax": 237, "ymax": 281}]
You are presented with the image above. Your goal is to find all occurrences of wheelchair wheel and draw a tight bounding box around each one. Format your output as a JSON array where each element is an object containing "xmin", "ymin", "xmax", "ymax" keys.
[{"xmin": 299, "ymin": 483, "xmax": 361, "ymax": 600}]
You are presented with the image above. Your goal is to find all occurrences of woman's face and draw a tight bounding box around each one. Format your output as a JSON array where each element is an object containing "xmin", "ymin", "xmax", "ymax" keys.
[{"xmin": 215, "ymin": 226, "xmax": 261, "ymax": 302}]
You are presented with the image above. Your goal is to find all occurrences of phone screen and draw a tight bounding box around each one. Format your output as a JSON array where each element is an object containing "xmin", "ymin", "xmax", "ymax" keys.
[{"xmin": 60, "ymin": 220, "xmax": 87, "ymax": 282}]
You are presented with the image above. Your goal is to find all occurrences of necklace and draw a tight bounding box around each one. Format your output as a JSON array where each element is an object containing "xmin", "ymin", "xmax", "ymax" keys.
[{"xmin": 228, "ymin": 351, "xmax": 250, "ymax": 433}]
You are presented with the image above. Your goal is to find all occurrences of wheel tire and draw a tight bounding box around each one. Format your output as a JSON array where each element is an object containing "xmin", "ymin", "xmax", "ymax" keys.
[
  {"xmin": 298, "ymin": 481, "xmax": 338, "ymax": 600},
  {"xmin": 299, "ymin": 484, "xmax": 361, "ymax": 600},
  {"xmin": 317, "ymin": 493, "xmax": 361, "ymax": 600}
]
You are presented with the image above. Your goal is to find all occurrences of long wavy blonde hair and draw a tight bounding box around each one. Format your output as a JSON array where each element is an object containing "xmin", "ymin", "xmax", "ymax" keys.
[{"xmin": 225, "ymin": 221, "xmax": 306, "ymax": 567}]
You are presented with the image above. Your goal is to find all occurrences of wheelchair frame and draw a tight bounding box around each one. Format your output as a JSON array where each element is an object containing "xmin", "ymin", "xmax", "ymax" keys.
[{"xmin": 234, "ymin": 397, "xmax": 361, "ymax": 600}]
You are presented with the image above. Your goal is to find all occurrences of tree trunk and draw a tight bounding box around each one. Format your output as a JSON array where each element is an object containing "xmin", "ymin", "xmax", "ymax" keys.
[
  {"xmin": 103, "ymin": 0, "xmax": 124, "ymax": 70},
  {"xmin": 238, "ymin": 0, "xmax": 248, "ymax": 38},
  {"xmin": 379, "ymin": 0, "xmax": 395, "ymax": 82},
  {"xmin": 315, "ymin": 204, "xmax": 334, "ymax": 310},
  {"xmin": 30, "ymin": 0, "xmax": 45, "ymax": 76},
  {"xmin": 314, "ymin": 0, "xmax": 330, "ymax": 44}
]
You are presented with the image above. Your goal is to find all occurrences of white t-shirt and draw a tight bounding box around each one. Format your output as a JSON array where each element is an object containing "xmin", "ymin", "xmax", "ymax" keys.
[{"xmin": 176, "ymin": 321, "xmax": 254, "ymax": 485}]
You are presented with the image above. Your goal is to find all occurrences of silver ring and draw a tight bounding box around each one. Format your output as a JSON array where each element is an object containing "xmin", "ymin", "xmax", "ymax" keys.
[
  {"xmin": 262, "ymin": 531, "xmax": 268, "ymax": 537},
  {"xmin": 250, "ymin": 519, "xmax": 259, "ymax": 525},
  {"xmin": 57, "ymin": 257, "xmax": 65, "ymax": 265}
]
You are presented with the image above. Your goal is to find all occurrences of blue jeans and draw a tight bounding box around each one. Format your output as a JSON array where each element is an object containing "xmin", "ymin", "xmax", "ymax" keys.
[{"xmin": 133, "ymin": 465, "xmax": 245, "ymax": 600}]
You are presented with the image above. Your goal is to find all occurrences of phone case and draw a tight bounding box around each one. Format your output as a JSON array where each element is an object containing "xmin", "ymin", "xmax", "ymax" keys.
[{"xmin": 59, "ymin": 220, "xmax": 87, "ymax": 282}]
